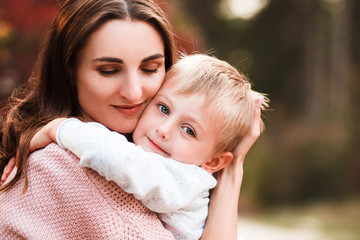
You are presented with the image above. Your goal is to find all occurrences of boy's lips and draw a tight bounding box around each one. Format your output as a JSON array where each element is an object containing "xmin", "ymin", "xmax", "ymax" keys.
[
  {"xmin": 111, "ymin": 103, "xmax": 144, "ymax": 116},
  {"xmin": 147, "ymin": 137, "xmax": 169, "ymax": 156}
]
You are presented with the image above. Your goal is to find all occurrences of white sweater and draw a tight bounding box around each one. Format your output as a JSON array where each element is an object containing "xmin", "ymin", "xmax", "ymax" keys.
[{"xmin": 56, "ymin": 118, "xmax": 217, "ymax": 240}]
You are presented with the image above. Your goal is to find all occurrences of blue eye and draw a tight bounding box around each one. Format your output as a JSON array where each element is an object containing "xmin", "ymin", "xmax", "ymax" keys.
[
  {"xmin": 159, "ymin": 104, "xmax": 170, "ymax": 115},
  {"xmin": 182, "ymin": 126, "xmax": 195, "ymax": 137}
]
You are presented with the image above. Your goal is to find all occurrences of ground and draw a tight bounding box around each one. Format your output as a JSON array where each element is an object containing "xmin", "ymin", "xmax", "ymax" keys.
[
  {"xmin": 236, "ymin": 198, "xmax": 360, "ymax": 240},
  {"xmin": 238, "ymin": 217, "xmax": 326, "ymax": 240}
]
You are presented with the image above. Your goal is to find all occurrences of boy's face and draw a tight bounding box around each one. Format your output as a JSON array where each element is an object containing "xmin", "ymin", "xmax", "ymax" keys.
[{"xmin": 133, "ymin": 78, "xmax": 218, "ymax": 166}]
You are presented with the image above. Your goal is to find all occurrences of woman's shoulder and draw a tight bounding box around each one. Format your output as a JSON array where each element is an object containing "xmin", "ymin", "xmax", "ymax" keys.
[
  {"xmin": 1, "ymin": 143, "xmax": 175, "ymax": 239},
  {"xmin": 30, "ymin": 142, "xmax": 78, "ymax": 162}
]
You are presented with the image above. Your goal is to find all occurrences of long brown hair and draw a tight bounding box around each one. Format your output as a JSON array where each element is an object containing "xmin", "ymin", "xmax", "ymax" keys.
[{"xmin": 0, "ymin": 0, "xmax": 177, "ymax": 192}]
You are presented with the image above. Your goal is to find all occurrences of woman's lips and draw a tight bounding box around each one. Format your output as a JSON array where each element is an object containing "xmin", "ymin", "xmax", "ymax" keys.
[
  {"xmin": 112, "ymin": 103, "xmax": 143, "ymax": 116},
  {"xmin": 147, "ymin": 137, "xmax": 168, "ymax": 155}
]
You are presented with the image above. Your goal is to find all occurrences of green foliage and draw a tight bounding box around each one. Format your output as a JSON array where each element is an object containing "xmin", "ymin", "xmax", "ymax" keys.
[
  {"xmin": 243, "ymin": 116, "xmax": 360, "ymax": 205},
  {"xmin": 1, "ymin": 0, "xmax": 359, "ymax": 206},
  {"xmin": 180, "ymin": 0, "xmax": 360, "ymax": 206}
]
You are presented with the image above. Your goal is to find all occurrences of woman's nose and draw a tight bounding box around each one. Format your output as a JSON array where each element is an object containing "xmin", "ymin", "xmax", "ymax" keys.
[{"xmin": 119, "ymin": 72, "xmax": 142, "ymax": 101}]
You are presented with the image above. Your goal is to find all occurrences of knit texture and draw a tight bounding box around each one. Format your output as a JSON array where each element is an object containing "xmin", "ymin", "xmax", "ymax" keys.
[{"xmin": 0, "ymin": 143, "xmax": 175, "ymax": 240}]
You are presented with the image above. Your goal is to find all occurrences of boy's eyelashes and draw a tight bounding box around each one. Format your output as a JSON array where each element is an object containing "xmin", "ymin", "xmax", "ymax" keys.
[
  {"xmin": 181, "ymin": 126, "xmax": 196, "ymax": 137},
  {"xmin": 156, "ymin": 103, "xmax": 197, "ymax": 138},
  {"xmin": 158, "ymin": 103, "xmax": 170, "ymax": 115}
]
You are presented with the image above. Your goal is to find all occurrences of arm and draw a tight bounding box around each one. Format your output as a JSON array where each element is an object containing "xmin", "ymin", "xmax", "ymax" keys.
[
  {"xmin": 1, "ymin": 118, "xmax": 66, "ymax": 185},
  {"xmin": 0, "ymin": 143, "xmax": 176, "ymax": 239},
  {"xmin": 56, "ymin": 118, "xmax": 216, "ymax": 213},
  {"xmin": 201, "ymin": 97, "xmax": 264, "ymax": 240},
  {"xmin": 29, "ymin": 118, "xmax": 211, "ymax": 239}
]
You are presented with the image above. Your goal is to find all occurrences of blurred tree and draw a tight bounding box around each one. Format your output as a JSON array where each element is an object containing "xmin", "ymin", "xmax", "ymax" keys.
[
  {"xmin": 0, "ymin": 0, "xmax": 59, "ymax": 104},
  {"xmin": 180, "ymin": 0, "xmax": 359, "ymax": 205},
  {"xmin": 1, "ymin": 0, "xmax": 359, "ymax": 205}
]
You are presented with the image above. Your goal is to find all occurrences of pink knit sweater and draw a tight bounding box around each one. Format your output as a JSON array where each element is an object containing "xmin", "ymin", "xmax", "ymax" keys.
[{"xmin": 0, "ymin": 143, "xmax": 175, "ymax": 239}]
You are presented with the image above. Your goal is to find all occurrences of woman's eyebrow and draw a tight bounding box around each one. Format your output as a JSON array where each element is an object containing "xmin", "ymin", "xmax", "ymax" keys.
[
  {"xmin": 92, "ymin": 54, "xmax": 164, "ymax": 64},
  {"xmin": 93, "ymin": 57, "xmax": 124, "ymax": 63},
  {"xmin": 142, "ymin": 53, "xmax": 165, "ymax": 63}
]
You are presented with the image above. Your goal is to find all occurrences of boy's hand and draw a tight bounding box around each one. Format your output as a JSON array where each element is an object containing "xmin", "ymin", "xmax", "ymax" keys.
[
  {"xmin": 29, "ymin": 118, "xmax": 68, "ymax": 152},
  {"xmin": 202, "ymin": 96, "xmax": 266, "ymax": 239},
  {"xmin": 217, "ymin": 96, "xmax": 264, "ymax": 187},
  {"xmin": 1, "ymin": 157, "xmax": 16, "ymax": 185},
  {"xmin": 1, "ymin": 118, "xmax": 67, "ymax": 185},
  {"xmin": 232, "ymin": 96, "xmax": 264, "ymax": 161}
]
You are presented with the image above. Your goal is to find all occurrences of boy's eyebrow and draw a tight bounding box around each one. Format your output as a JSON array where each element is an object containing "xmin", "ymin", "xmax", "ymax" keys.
[{"xmin": 187, "ymin": 114, "xmax": 206, "ymax": 134}]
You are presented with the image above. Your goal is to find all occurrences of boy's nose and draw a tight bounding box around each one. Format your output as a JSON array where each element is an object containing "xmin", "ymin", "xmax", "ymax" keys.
[{"xmin": 156, "ymin": 121, "xmax": 172, "ymax": 141}]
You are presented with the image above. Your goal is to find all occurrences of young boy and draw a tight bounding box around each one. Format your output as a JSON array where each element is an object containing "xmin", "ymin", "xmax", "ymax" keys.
[{"xmin": 31, "ymin": 54, "xmax": 267, "ymax": 240}]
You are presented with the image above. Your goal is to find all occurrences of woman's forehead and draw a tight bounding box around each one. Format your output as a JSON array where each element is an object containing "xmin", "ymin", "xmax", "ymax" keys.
[{"xmin": 79, "ymin": 19, "xmax": 165, "ymax": 62}]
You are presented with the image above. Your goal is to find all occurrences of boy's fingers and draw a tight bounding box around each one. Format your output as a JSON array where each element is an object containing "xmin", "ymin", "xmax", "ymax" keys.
[
  {"xmin": 249, "ymin": 96, "xmax": 264, "ymax": 137},
  {"xmin": 255, "ymin": 96, "xmax": 264, "ymax": 108},
  {"xmin": 1, "ymin": 157, "xmax": 16, "ymax": 184},
  {"xmin": 233, "ymin": 97, "xmax": 264, "ymax": 158},
  {"xmin": 0, "ymin": 173, "xmax": 6, "ymax": 185},
  {"xmin": 5, "ymin": 157, "xmax": 16, "ymax": 175}
]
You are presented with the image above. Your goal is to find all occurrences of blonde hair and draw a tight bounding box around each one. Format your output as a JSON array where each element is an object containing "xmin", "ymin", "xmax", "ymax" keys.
[{"xmin": 165, "ymin": 54, "xmax": 268, "ymax": 154}]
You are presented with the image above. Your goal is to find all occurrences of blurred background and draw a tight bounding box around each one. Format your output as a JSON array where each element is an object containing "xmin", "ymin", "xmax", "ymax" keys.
[{"xmin": 0, "ymin": 0, "xmax": 359, "ymax": 239}]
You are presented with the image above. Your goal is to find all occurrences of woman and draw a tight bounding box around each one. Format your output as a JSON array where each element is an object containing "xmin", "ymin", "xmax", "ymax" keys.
[{"xmin": 0, "ymin": 0, "xmax": 262, "ymax": 239}]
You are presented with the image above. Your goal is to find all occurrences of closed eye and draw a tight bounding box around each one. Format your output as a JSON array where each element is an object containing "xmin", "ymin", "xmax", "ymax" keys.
[
  {"xmin": 99, "ymin": 69, "xmax": 119, "ymax": 75},
  {"xmin": 97, "ymin": 65, "xmax": 120, "ymax": 75},
  {"xmin": 141, "ymin": 68, "xmax": 158, "ymax": 74},
  {"xmin": 141, "ymin": 62, "xmax": 160, "ymax": 75}
]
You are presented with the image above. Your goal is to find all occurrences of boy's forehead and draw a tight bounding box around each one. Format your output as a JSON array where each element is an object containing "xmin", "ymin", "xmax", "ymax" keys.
[
  {"xmin": 159, "ymin": 75, "xmax": 182, "ymax": 92},
  {"xmin": 158, "ymin": 74, "xmax": 211, "ymax": 105}
]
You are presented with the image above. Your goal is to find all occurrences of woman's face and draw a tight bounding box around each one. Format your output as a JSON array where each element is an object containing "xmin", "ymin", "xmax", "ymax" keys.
[{"xmin": 76, "ymin": 20, "xmax": 166, "ymax": 133}]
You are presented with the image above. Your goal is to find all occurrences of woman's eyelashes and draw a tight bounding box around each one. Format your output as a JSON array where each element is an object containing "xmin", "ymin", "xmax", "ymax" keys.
[
  {"xmin": 98, "ymin": 66, "xmax": 120, "ymax": 75},
  {"xmin": 141, "ymin": 67, "xmax": 158, "ymax": 74},
  {"xmin": 99, "ymin": 69, "xmax": 118, "ymax": 75},
  {"xmin": 140, "ymin": 63, "xmax": 160, "ymax": 74},
  {"xmin": 97, "ymin": 65, "xmax": 159, "ymax": 75}
]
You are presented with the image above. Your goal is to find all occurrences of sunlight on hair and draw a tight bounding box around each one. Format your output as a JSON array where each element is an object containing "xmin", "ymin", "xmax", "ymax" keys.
[{"xmin": 219, "ymin": 0, "xmax": 270, "ymax": 20}]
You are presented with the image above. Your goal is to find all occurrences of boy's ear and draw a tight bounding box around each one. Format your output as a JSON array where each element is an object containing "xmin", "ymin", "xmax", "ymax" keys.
[{"xmin": 200, "ymin": 152, "xmax": 233, "ymax": 173}]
